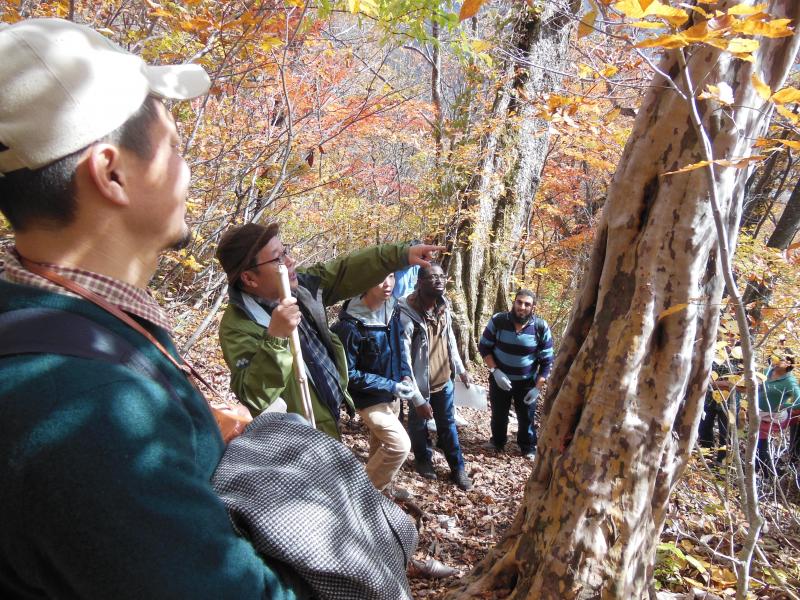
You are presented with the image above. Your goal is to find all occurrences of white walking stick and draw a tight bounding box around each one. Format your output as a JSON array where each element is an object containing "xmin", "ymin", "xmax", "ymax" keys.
[{"xmin": 276, "ymin": 264, "xmax": 316, "ymax": 428}]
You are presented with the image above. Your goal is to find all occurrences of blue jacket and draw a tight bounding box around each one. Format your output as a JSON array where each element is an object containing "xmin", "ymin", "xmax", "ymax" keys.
[{"xmin": 331, "ymin": 296, "xmax": 411, "ymax": 410}]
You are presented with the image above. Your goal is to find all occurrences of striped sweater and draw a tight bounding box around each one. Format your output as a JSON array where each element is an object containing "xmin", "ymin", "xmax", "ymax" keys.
[{"xmin": 478, "ymin": 312, "xmax": 554, "ymax": 382}]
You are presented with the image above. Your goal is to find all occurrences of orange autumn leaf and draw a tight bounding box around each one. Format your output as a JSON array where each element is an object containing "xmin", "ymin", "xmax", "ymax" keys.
[{"xmin": 459, "ymin": 0, "xmax": 485, "ymax": 21}]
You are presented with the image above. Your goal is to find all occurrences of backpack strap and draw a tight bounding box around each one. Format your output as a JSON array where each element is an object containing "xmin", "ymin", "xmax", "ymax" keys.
[{"xmin": 0, "ymin": 307, "xmax": 179, "ymax": 399}]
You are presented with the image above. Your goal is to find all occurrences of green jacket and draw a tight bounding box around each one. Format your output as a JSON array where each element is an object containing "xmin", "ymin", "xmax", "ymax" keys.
[
  {"xmin": 760, "ymin": 369, "xmax": 800, "ymax": 414},
  {"xmin": 219, "ymin": 242, "xmax": 411, "ymax": 439}
]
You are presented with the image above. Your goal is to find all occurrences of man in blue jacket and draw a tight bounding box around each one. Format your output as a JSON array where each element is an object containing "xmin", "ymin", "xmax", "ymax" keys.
[
  {"xmin": 332, "ymin": 274, "xmax": 415, "ymax": 492},
  {"xmin": 0, "ymin": 18, "xmax": 303, "ymax": 598},
  {"xmin": 479, "ymin": 289, "xmax": 554, "ymax": 459}
]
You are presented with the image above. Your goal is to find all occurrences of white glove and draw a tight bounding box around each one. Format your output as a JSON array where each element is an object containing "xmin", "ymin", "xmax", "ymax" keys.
[
  {"xmin": 492, "ymin": 368, "xmax": 512, "ymax": 391},
  {"xmin": 393, "ymin": 381, "xmax": 415, "ymax": 400},
  {"xmin": 523, "ymin": 387, "xmax": 540, "ymax": 406}
]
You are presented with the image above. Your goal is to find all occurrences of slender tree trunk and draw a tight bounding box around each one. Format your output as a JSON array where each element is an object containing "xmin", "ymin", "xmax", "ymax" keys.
[
  {"xmin": 447, "ymin": 2, "xmax": 800, "ymax": 597},
  {"xmin": 447, "ymin": 0, "xmax": 581, "ymax": 362},
  {"xmin": 431, "ymin": 21, "xmax": 443, "ymax": 162},
  {"xmin": 766, "ymin": 175, "xmax": 800, "ymax": 249}
]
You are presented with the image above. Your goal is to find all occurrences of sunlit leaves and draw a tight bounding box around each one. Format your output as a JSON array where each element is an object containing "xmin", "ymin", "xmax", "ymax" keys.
[
  {"xmin": 726, "ymin": 3, "xmax": 767, "ymax": 17},
  {"xmin": 613, "ymin": 0, "xmax": 688, "ymax": 27},
  {"xmin": 578, "ymin": 10, "xmax": 598, "ymax": 38},
  {"xmin": 771, "ymin": 87, "xmax": 800, "ymax": 104},
  {"xmin": 618, "ymin": 0, "xmax": 795, "ymax": 61},
  {"xmin": 751, "ymin": 74, "xmax": 772, "ymax": 101},
  {"xmin": 697, "ymin": 82, "xmax": 734, "ymax": 105},
  {"xmin": 662, "ymin": 155, "xmax": 764, "ymax": 176}
]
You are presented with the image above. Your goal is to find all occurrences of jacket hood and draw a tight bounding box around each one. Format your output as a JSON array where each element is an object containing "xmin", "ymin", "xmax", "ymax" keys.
[
  {"xmin": 341, "ymin": 295, "xmax": 396, "ymax": 327},
  {"xmin": 397, "ymin": 294, "xmax": 450, "ymax": 324}
]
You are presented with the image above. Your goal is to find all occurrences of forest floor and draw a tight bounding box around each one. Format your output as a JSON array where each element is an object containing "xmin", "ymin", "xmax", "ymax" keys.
[{"xmin": 186, "ymin": 333, "xmax": 800, "ymax": 599}]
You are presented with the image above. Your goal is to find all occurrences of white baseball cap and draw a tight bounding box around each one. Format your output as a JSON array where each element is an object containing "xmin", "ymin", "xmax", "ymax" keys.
[{"xmin": 0, "ymin": 18, "xmax": 211, "ymax": 175}]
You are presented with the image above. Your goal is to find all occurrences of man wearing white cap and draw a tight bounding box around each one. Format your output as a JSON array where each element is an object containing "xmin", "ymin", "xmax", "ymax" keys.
[{"xmin": 0, "ymin": 18, "xmax": 303, "ymax": 598}]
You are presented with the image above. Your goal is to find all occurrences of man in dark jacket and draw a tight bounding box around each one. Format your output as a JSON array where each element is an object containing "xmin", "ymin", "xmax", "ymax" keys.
[
  {"xmin": 332, "ymin": 273, "xmax": 415, "ymax": 491},
  {"xmin": 397, "ymin": 264, "xmax": 474, "ymax": 491},
  {"xmin": 0, "ymin": 18, "xmax": 303, "ymax": 598}
]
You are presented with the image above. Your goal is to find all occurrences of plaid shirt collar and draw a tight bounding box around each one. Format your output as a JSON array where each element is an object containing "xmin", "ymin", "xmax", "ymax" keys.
[{"xmin": 0, "ymin": 247, "xmax": 172, "ymax": 331}]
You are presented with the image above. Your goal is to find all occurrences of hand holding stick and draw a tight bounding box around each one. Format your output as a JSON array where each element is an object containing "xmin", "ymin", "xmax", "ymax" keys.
[{"xmin": 276, "ymin": 264, "xmax": 316, "ymax": 428}]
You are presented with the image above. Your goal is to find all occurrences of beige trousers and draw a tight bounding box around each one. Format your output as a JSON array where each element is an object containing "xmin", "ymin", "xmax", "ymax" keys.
[{"xmin": 358, "ymin": 400, "xmax": 411, "ymax": 490}]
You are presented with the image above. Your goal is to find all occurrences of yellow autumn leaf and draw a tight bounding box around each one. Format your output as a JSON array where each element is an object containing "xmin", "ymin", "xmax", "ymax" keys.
[
  {"xmin": 662, "ymin": 155, "xmax": 762, "ymax": 176},
  {"xmin": 734, "ymin": 18, "xmax": 794, "ymax": 38},
  {"xmin": 717, "ymin": 156, "xmax": 764, "ymax": 168},
  {"xmin": 680, "ymin": 19, "xmax": 724, "ymax": 43},
  {"xmin": 658, "ymin": 303, "xmax": 689, "ymax": 321},
  {"xmin": 629, "ymin": 20, "xmax": 666, "ymax": 29},
  {"xmin": 260, "ymin": 37, "xmax": 283, "ymax": 51},
  {"xmin": 731, "ymin": 52, "xmax": 756, "ymax": 63},
  {"xmin": 646, "ymin": 2, "xmax": 688, "ymax": 27},
  {"xmin": 775, "ymin": 104, "xmax": 800, "ymax": 124},
  {"xmin": 613, "ymin": 0, "xmax": 646, "ymax": 18},
  {"xmin": 753, "ymin": 138, "xmax": 780, "ymax": 151},
  {"xmin": 698, "ymin": 82, "xmax": 734, "ymax": 105},
  {"xmin": 751, "ymin": 73, "xmax": 772, "ymax": 102},
  {"xmin": 579, "ymin": 10, "xmax": 598, "ymax": 38},
  {"xmin": 602, "ymin": 65, "xmax": 619, "ymax": 77},
  {"xmin": 727, "ymin": 38, "xmax": 760, "ymax": 53},
  {"xmin": 577, "ymin": 63, "xmax": 593, "ymax": 78},
  {"xmin": 775, "ymin": 139, "xmax": 800, "ymax": 150},
  {"xmin": 663, "ymin": 160, "xmax": 711, "ymax": 175},
  {"xmin": 771, "ymin": 86, "xmax": 800, "ymax": 105},
  {"xmin": 727, "ymin": 3, "xmax": 767, "ymax": 16},
  {"xmin": 636, "ymin": 33, "xmax": 688, "ymax": 49},
  {"xmin": 459, "ymin": 0, "xmax": 485, "ymax": 21}
]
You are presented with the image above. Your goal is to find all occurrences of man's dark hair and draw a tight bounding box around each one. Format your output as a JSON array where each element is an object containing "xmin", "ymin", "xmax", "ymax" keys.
[
  {"xmin": 417, "ymin": 262, "xmax": 442, "ymax": 281},
  {"xmin": 0, "ymin": 96, "xmax": 161, "ymax": 232},
  {"xmin": 515, "ymin": 289, "xmax": 536, "ymax": 303},
  {"xmin": 216, "ymin": 222, "xmax": 281, "ymax": 287}
]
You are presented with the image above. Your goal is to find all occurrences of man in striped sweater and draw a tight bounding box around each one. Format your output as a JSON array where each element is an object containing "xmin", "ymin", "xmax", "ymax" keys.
[{"xmin": 478, "ymin": 290, "xmax": 554, "ymax": 458}]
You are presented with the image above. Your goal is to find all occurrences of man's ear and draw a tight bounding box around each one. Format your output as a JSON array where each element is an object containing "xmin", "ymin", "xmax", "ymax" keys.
[
  {"xmin": 239, "ymin": 271, "xmax": 257, "ymax": 289},
  {"xmin": 85, "ymin": 143, "xmax": 128, "ymax": 206}
]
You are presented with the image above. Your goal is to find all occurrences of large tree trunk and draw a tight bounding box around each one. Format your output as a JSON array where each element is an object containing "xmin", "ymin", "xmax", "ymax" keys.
[
  {"xmin": 446, "ymin": 0, "xmax": 581, "ymax": 362},
  {"xmin": 447, "ymin": 2, "xmax": 800, "ymax": 598}
]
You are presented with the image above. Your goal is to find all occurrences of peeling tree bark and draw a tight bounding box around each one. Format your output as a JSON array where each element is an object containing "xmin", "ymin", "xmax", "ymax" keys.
[
  {"xmin": 446, "ymin": 0, "xmax": 581, "ymax": 362},
  {"xmin": 447, "ymin": 2, "xmax": 800, "ymax": 598}
]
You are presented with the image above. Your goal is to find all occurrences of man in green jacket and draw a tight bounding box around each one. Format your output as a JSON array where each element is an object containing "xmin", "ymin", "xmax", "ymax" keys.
[{"xmin": 216, "ymin": 223, "xmax": 442, "ymax": 439}]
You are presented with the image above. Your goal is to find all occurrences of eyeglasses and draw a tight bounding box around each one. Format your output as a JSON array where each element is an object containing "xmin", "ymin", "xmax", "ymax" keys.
[
  {"xmin": 250, "ymin": 247, "xmax": 291, "ymax": 269},
  {"xmin": 421, "ymin": 274, "xmax": 449, "ymax": 282}
]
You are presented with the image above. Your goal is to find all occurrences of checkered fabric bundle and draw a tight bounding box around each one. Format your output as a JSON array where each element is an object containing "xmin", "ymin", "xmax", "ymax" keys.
[{"xmin": 212, "ymin": 413, "xmax": 417, "ymax": 600}]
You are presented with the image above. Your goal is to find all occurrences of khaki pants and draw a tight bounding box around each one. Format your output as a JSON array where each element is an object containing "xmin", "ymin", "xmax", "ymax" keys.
[{"xmin": 358, "ymin": 400, "xmax": 411, "ymax": 490}]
